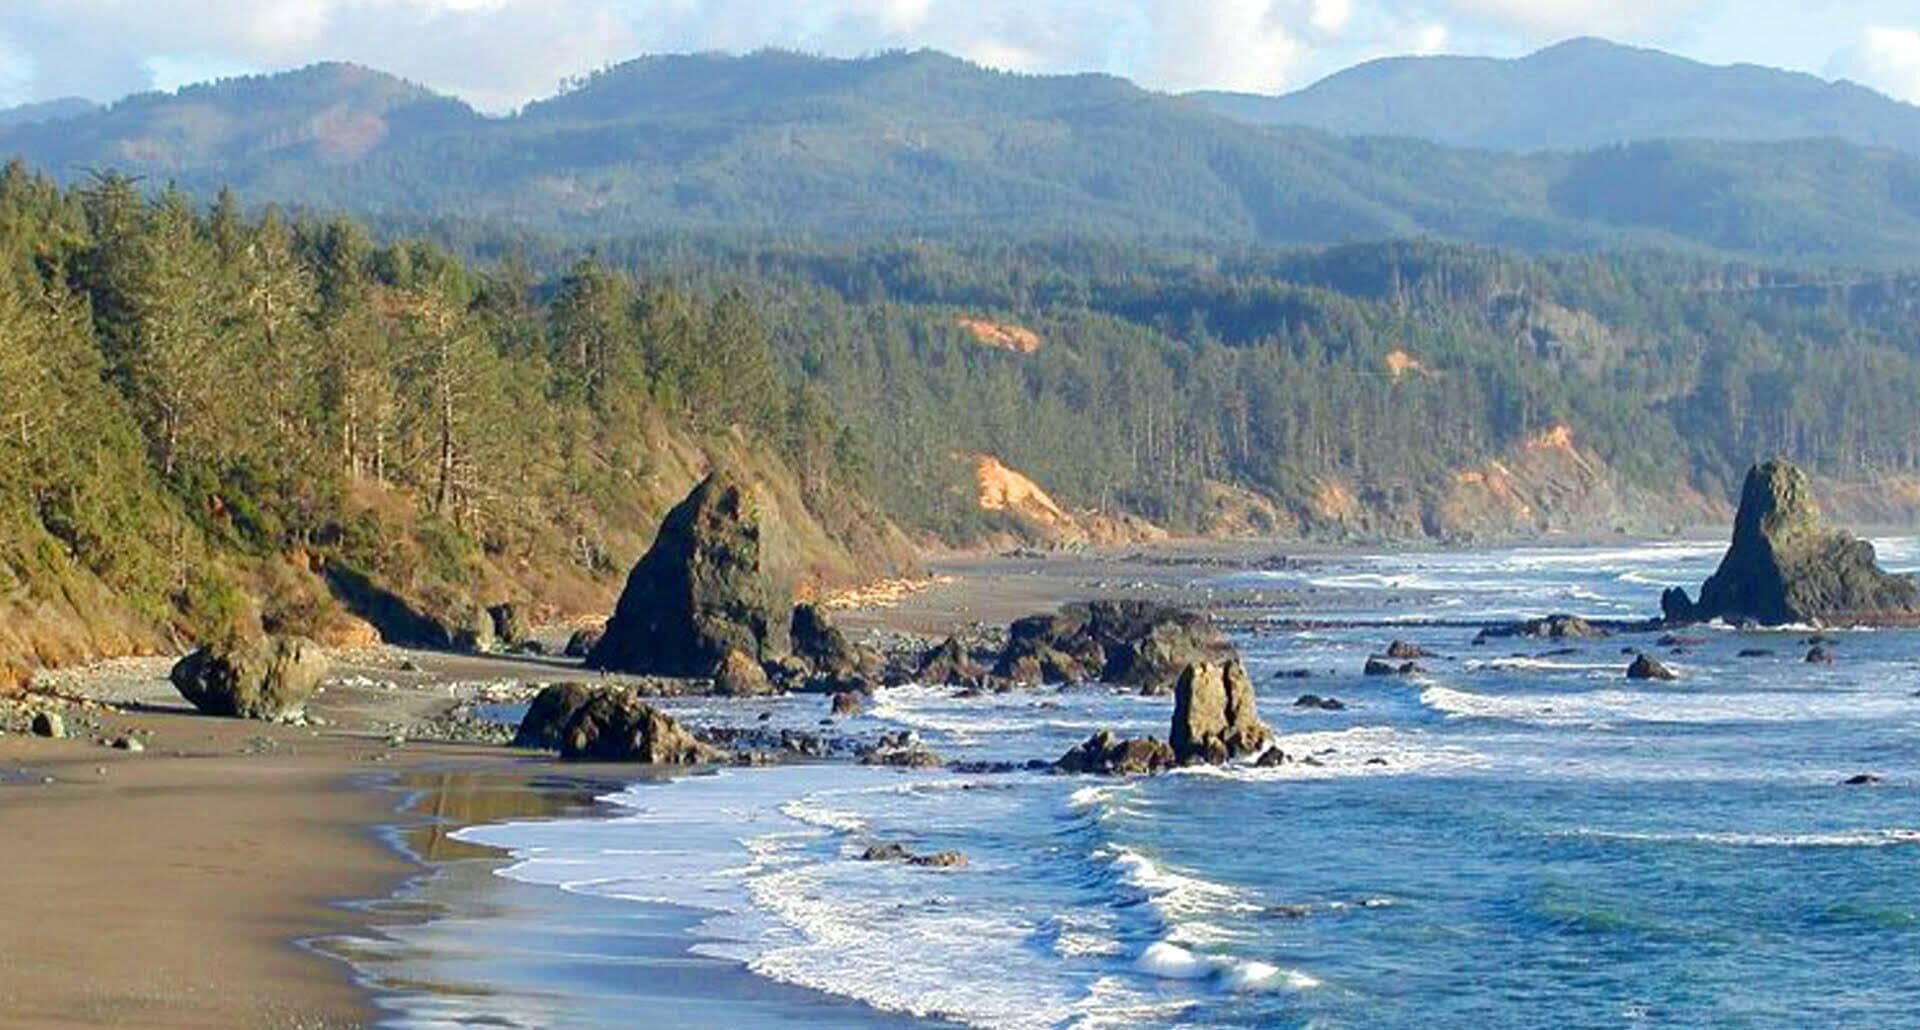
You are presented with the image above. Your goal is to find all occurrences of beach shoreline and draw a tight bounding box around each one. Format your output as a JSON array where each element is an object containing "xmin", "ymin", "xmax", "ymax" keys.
[{"xmin": 0, "ymin": 536, "xmax": 1703, "ymax": 1027}]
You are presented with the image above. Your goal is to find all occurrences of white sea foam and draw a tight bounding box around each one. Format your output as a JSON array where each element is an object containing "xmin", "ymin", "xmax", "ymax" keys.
[
  {"xmin": 1421, "ymin": 684, "xmax": 1917, "ymax": 728},
  {"xmin": 1182, "ymin": 725, "xmax": 1490, "ymax": 782},
  {"xmin": 1135, "ymin": 941, "xmax": 1320, "ymax": 993},
  {"xmin": 1561, "ymin": 827, "xmax": 1920, "ymax": 848}
]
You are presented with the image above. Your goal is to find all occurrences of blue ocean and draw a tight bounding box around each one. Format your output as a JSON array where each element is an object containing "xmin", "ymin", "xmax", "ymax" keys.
[{"xmin": 346, "ymin": 540, "xmax": 1920, "ymax": 1028}]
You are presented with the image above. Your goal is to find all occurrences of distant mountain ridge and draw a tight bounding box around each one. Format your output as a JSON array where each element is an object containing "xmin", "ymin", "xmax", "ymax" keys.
[
  {"xmin": 0, "ymin": 97, "xmax": 100, "ymax": 129},
  {"xmin": 1192, "ymin": 37, "xmax": 1920, "ymax": 156},
  {"xmin": 4, "ymin": 46, "xmax": 1920, "ymax": 266}
]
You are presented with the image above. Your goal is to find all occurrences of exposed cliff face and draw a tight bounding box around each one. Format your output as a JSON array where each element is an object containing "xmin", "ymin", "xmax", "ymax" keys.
[{"xmin": 1673, "ymin": 459, "xmax": 1920, "ymax": 626}]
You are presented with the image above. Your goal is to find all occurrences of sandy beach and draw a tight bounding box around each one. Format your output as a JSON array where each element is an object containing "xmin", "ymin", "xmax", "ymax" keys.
[{"xmin": 0, "ymin": 542, "xmax": 1305, "ymax": 1028}]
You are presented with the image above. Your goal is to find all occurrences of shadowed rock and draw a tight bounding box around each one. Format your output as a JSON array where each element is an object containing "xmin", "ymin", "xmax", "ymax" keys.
[
  {"xmin": 1170, "ymin": 660, "xmax": 1272, "ymax": 765},
  {"xmin": 1667, "ymin": 460, "xmax": 1919, "ymax": 626},
  {"xmin": 918, "ymin": 636, "xmax": 985, "ymax": 686},
  {"xmin": 512, "ymin": 683, "xmax": 600, "ymax": 749},
  {"xmin": 587, "ymin": 470, "xmax": 790, "ymax": 676},
  {"xmin": 712, "ymin": 647, "xmax": 775, "ymax": 697},
  {"xmin": 170, "ymin": 636, "xmax": 330, "ymax": 720}
]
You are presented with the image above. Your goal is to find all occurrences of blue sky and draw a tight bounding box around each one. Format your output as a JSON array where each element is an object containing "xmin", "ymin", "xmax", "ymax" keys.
[{"xmin": 2, "ymin": 1, "xmax": 1918, "ymax": 113}]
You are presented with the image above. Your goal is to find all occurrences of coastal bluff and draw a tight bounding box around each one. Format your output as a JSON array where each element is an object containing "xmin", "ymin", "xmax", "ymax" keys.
[{"xmin": 1665, "ymin": 459, "xmax": 1920, "ymax": 627}]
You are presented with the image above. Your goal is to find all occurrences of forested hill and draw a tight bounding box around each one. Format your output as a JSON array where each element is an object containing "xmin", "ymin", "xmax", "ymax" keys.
[
  {"xmin": 1194, "ymin": 37, "xmax": 1920, "ymax": 156},
  {"xmin": 0, "ymin": 168, "xmax": 914, "ymax": 686},
  {"xmin": 7, "ymin": 50, "xmax": 1920, "ymax": 266}
]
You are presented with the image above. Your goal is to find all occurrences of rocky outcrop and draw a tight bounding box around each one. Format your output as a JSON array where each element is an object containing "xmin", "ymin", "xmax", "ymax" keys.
[
  {"xmin": 789, "ymin": 603, "xmax": 882, "ymax": 679},
  {"xmin": 1475, "ymin": 614, "xmax": 1606, "ymax": 642},
  {"xmin": 995, "ymin": 600, "xmax": 1235, "ymax": 693},
  {"xmin": 1053, "ymin": 730, "xmax": 1175, "ymax": 776},
  {"xmin": 1665, "ymin": 460, "xmax": 1920, "ymax": 627},
  {"xmin": 169, "ymin": 635, "xmax": 330, "ymax": 720},
  {"xmin": 587, "ymin": 470, "xmax": 791, "ymax": 676},
  {"xmin": 562, "ymin": 625, "xmax": 604, "ymax": 658},
  {"xmin": 1169, "ymin": 660, "xmax": 1272, "ymax": 765},
  {"xmin": 488, "ymin": 603, "xmax": 532, "ymax": 650},
  {"xmin": 517, "ymin": 685, "xmax": 720, "ymax": 763}
]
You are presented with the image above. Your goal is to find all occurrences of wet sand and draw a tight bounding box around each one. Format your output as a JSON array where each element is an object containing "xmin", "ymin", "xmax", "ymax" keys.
[{"xmin": 0, "ymin": 539, "xmax": 1319, "ymax": 1028}]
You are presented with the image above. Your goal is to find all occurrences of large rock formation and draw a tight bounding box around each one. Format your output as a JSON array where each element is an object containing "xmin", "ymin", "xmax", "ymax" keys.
[
  {"xmin": 513, "ymin": 683, "xmax": 720, "ymax": 763},
  {"xmin": 169, "ymin": 635, "xmax": 330, "ymax": 721},
  {"xmin": 1666, "ymin": 460, "xmax": 1920, "ymax": 626},
  {"xmin": 995, "ymin": 600, "xmax": 1236, "ymax": 693},
  {"xmin": 1169, "ymin": 660, "xmax": 1272, "ymax": 765},
  {"xmin": 587, "ymin": 470, "xmax": 791, "ymax": 676}
]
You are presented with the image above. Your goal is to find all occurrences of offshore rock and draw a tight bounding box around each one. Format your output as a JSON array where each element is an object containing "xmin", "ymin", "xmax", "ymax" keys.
[
  {"xmin": 1170, "ymin": 660, "xmax": 1272, "ymax": 765},
  {"xmin": 790, "ymin": 603, "xmax": 878, "ymax": 677},
  {"xmin": 1674, "ymin": 460, "xmax": 1920, "ymax": 626},
  {"xmin": 1626, "ymin": 654, "xmax": 1677, "ymax": 681},
  {"xmin": 917, "ymin": 637, "xmax": 985, "ymax": 687},
  {"xmin": 169, "ymin": 635, "xmax": 330, "ymax": 721},
  {"xmin": 511, "ymin": 682, "xmax": 600, "ymax": 750},
  {"xmin": 1054, "ymin": 730, "xmax": 1175, "ymax": 776},
  {"xmin": 587, "ymin": 470, "xmax": 790, "ymax": 676}
]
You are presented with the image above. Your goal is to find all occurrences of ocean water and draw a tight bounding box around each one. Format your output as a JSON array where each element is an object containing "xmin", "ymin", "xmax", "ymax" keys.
[{"xmin": 361, "ymin": 540, "xmax": 1920, "ymax": 1028}]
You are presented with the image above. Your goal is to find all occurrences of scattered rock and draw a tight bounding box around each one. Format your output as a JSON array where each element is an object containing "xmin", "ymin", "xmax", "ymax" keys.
[
  {"xmin": 1806, "ymin": 646, "xmax": 1836, "ymax": 665},
  {"xmin": 587, "ymin": 470, "xmax": 790, "ymax": 676},
  {"xmin": 1363, "ymin": 658, "xmax": 1420, "ymax": 676},
  {"xmin": 1843, "ymin": 773, "xmax": 1882, "ymax": 786},
  {"xmin": 111, "ymin": 736, "xmax": 143, "ymax": 752},
  {"xmin": 1626, "ymin": 654, "xmax": 1677, "ymax": 681},
  {"xmin": 169, "ymin": 636, "xmax": 330, "ymax": 721},
  {"xmin": 858, "ymin": 842, "xmax": 968, "ymax": 868},
  {"xmin": 830, "ymin": 691, "xmax": 863, "ymax": 717},
  {"xmin": 1170, "ymin": 660, "xmax": 1271, "ymax": 765},
  {"xmin": 1669, "ymin": 459, "xmax": 1920, "ymax": 626},
  {"xmin": 859, "ymin": 733, "xmax": 944, "ymax": 768},
  {"xmin": 1657, "ymin": 634, "xmax": 1708, "ymax": 647},
  {"xmin": 1737, "ymin": 649, "xmax": 1776, "ymax": 658},
  {"xmin": 1053, "ymin": 729, "xmax": 1175, "ymax": 776},
  {"xmin": 1385, "ymin": 641, "xmax": 1432, "ymax": 660},
  {"xmin": 1255, "ymin": 746, "xmax": 1288, "ymax": 767},
  {"xmin": 1274, "ymin": 668, "xmax": 1314, "ymax": 680},
  {"xmin": 1294, "ymin": 694, "xmax": 1346, "ymax": 711},
  {"xmin": 30, "ymin": 712, "xmax": 63, "ymax": 739},
  {"xmin": 1477, "ymin": 614, "xmax": 1607, "ymax": 642}
]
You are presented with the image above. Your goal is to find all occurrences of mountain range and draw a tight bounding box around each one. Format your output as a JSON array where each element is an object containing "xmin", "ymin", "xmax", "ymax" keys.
[
  {"xmin": 1192, "ymin": 38, "xmax": 1920, "ymax": 156},
  {"xmin": 2, "ymin": 42, "xmax": 1919, "ymax": 266}
]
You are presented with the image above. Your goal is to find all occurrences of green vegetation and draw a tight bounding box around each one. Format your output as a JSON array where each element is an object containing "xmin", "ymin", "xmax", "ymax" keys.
[
  {"xmin": 0, "ymin": 164, "xmax": 891, "ymax": 671},
  {"xmin": 7, "ymin": 50, "xmax": 1920, "ymax": 266}
]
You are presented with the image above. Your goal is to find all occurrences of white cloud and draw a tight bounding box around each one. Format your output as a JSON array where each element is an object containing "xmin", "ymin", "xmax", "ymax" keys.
[
  {"xmin": 1830, "ymin": 26, "xmax": 1920, "ymax": 104},
  {"xmin": 1439, "ymin": 0, "xmax": 1705, "ymax": 39}
]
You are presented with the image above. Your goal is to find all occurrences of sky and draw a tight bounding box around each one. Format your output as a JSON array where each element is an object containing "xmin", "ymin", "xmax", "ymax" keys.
[{"xmin": 1, "ymin": 1, "xmax": 1918, "ymax": 113}]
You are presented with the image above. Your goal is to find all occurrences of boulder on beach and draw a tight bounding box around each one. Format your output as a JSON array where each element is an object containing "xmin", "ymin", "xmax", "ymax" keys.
[
  {"xmin": 1666, "ymin": 460, "xmax": 1920, "ymax": 627},
  {"xmin": 712, "ymin": 648, "xmax": 775, "ymax": 697},
  {"xmin": 536, "ymin": 686, "xmax": 720, "ymax": 763},
  {"xmin": 587, "ymin": 470, "xmax": 791, "ymax": 676},
  {"xmin": 511, "ymin": 682, "xmax": 600, "ymax": 749},
  {"xmin": 1054, "ymin": 730, "xmax": 1176, "ymax": 776},
  {"xmin": 790, "ymin": 603, "xmax": 877, "ymax": 677},
  {"xmin": 1169, "ymin": 660, "xmax": 1272, "ymax": 765},
  {"xmin": 170, "ymin": 635, "xmax": 330, "ymax": 721},
  {"xmin": 1626, "ymin": 654, "xmax": 1677, "ymax": 681}
]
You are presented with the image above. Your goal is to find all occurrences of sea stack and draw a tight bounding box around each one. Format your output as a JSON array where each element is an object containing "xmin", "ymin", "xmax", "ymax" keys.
[
  {"xmin": 586, "ymin": 470, "xmax": 791, "ymax": 676},
  {"xmin": 1665, "ymin": 459, "xmax": 1919, "ymax": 627},
  {"xmin": 1169, "ymin": 660, "xmax": 1272, "ymax": 765}
]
